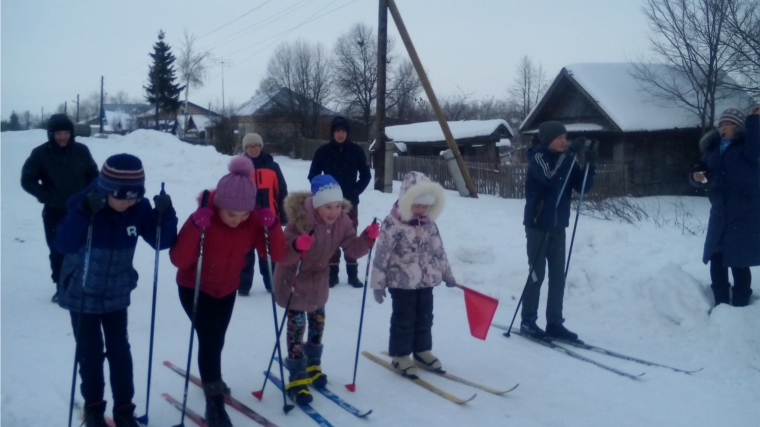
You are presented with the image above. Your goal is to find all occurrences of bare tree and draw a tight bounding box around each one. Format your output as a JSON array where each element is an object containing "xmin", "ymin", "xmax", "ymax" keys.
[
  {"xmin": 386, "ymin": 59, "xmax": 422, "ymax": 120},
  {"xmin": 178, "ymin": 30, "xmax": 212, "ymax": 137},
  {"xmin": 507, "ymin": 55, "xmax": 548, "ymax": 123},
  {"xmin": 635, "ymin": 0, "xmax": 739, "ymax": 131},
  {"xmin": 724, "ymin": 0, "xmax": 760, "ymax": 97},
  {"xmin": 264, "ymin": 39, "xmax": 332, "ymax": 139},
  {"xmin": 441, "ymin": 89, "xmax": 477, "ymax": 121},
  {"xmin": 108, "ymin": 90, "xmax": 131, "ymax": 105}
]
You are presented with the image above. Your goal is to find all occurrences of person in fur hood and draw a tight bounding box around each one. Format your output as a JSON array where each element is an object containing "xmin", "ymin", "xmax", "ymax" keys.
[
  {"xmin": 690, "ymin": 105, "xmax": 760, "ymax": 308},
  {"xmin": 370, "ymin": 171, "xmax": 457, "ymax": 377},
  {"xmin": 273, "ymin": 174, "xmax": 379, "ymax": 405}
]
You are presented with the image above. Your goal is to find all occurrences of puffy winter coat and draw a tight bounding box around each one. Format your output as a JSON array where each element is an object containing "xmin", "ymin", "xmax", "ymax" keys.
[
  {"xmin": 370, "ymin": 172, "xmax": 455, "ymax": 290},
  {"xmin": 170, "ymin": 190, "xmax": 286, "ymax": 299},
  {"xmin": 248, "ymin": 151, "xmax": 289, "ymax": 225},
  {"xmin": 273, "ymin": 192, "xmax": 371, "ymax": 312},
  {"xmin": 55, "ymin": 184, "xmax": 178, "ymax": 314},
  {"xmin": 523, "ymin": 145, "xmax": 595, "ymax": 230},
  {"xmin": 690, "ymin": 114, "xmax": 760, "ymax": 267},
  {"xmin": 307, "ymin": 140, "xmax": 371, "ymax": 206}
]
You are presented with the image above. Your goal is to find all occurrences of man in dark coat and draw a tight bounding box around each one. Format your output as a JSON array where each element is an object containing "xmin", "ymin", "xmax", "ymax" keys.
[
  {"xmin": 21, "ymin": 114, "xmax": 99, "ymax": 302},
  {"xmin": 515, "ymin": 121, "xmax": 596, "ymax": 343},
  {"xmin": 690, "ymin": 106, "xmax": 760, "ymax": 307},
  {"xmin": 307, "ymin": 116, "xmax": 371, "ymax": 288},
  {"xmin": 238, "ymin": 132, "xmax": 288, "ymax": 295}
]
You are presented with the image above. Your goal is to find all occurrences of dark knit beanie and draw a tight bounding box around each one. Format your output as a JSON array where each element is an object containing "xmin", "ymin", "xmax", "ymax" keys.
[
  {"xmin": 538, "ymin": 121, "xmax": 567, "ymax": 146},
  {"xmin": 716, "ymin": 108, "xmax": 744, "ymax": 127},
  {"xmin": 47, "ymin": 114, "xmax": 75, "ymax": 142},
  {"xmin": 331, "ymin": 116, "xmax": 350, "ymax": 136},
  {"xmin": 99, "ymin": 154, "xmax": 146, "ymax": 200}
]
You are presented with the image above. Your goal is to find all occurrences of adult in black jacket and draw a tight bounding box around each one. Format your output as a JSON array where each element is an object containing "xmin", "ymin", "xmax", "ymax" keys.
[
  {"xmin": 21, "ymin": 114, "xmax": 99, "ymax": 301},
  {"xmin": 239, "ymin": 132, "xmax": 289, "ymax": 295},
  {"xmin": 307, "ymin": 116, "xmax": 371, "ymax": 288}
]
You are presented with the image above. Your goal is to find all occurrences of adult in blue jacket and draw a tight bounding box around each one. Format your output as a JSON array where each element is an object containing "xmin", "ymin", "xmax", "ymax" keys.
[
  {"xmin": 690, "ymin": 106, "xmax": 760, "ymax": 307},
  {"xmin": 56, "ymin": 154, "xmax": 177, "ymax": 427},
  {"xmin": 516, "ymin": 121, "xmax": 596, "ymax": 343}
]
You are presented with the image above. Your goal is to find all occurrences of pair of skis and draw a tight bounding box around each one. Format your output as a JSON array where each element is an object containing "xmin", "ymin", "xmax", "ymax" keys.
[{"xmin": 492, "ymin": 323, "xmax": 702, "ymax": 380}]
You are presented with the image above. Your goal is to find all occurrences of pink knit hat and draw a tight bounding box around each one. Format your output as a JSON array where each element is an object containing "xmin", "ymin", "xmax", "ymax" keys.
[{"xmin": 214, "ymin": 156, "xmax": 257, "ymax": 212}]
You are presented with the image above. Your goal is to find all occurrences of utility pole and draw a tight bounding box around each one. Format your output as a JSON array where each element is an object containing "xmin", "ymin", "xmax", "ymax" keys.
[
  {"xmin": 374, "ymin": 0, "xmax": 389, "ymax": 192},
  {"xmin": 215, "ymin": 59, "xmax": 233, "ymax": 114},
  {"xmin": 99, "ymin": 76, "xmax": 104, "ymax": 133},
  {"xmin": 64, "ymin": 101, "xmax": 68, "ymax": 115},
  {"xmin": 75, "ymin": 94, "xmax": 80, "ymax": 123}
]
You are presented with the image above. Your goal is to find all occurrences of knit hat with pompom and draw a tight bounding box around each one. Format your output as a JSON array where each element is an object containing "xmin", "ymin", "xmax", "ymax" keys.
[{"xmin": 214, "ymin": 156, "xmax": 257, "ymax": 212}]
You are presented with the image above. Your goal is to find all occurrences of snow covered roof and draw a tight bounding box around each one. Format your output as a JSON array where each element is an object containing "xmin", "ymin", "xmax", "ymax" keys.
[
  {"xmin": 522, "ymin": 63, "xmax": 753, "ymax": 133},
  {"xmin": 236, "ymin": 93, "xmax": 272, "ymax": 116},
  {"xmin": 235, "ymin": 87, "xmax": 338, "ymax": 117},
  {"xmin": 385, "ymin": 119, "xmax": 514, "ymax": 144}
]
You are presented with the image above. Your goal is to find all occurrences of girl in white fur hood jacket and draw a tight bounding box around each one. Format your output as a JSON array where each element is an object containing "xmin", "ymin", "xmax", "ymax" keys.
[{"xmin": 370, "ymin": 171, "xmax": 457, "ymax": 377}]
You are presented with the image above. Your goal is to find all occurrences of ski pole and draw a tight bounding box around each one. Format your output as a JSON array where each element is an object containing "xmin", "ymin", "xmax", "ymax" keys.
[
  {"xmin": 137, "ymin": 182, "xmax": 165, "ymax": 426},
  {"xmin": 564, "ymin": 163, "xmax": 591, "ymax": 278},
  {"xmin": 175, "ymin": 190, "xmax": 209, "ymax": 427},
  {"xmin": 68, "ymin": 215, "xmax": 95, "ymax": 427},
  {"xmin": 505, "ymin": 154, "xmax": 578, "ymax": 337},
  {"xmin": 260, "ymin": 225, "xmax": 292, "ymax": 413},
  {"xmin": 346, "ymin": 217, "xmax": 378, "ymax": 392}
]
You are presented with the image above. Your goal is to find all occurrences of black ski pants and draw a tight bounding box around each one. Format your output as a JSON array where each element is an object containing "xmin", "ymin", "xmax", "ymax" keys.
[
  {"xmin": 239, "ymin": 248, "xmax": 274, "ymax": 293},
  {"xmin": 710, "ymin": 252, "xmax": 752, "ymax": 307},
  {"xmin": 388, "ymin": 287, "xmax": 434, "ymax": 357},
  {"xmin": 522, "ymin": 227, "xmax": 567, "ymax": 325},
  {"xmin": 178, "ymin": 287, "xmax": 236, "ymax": 384},
  {"xmin": 69, "ymin": 309, "xmax": 134, "ymax": 407},
  {"xmin": 43, "ymin": 207, "xmax": 67, "ymax": 285}
]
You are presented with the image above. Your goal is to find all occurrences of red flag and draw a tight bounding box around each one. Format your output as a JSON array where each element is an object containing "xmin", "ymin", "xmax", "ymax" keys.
[{"xmin": 461, "ymin": 286, "xmax": 499, "ymax": 340}]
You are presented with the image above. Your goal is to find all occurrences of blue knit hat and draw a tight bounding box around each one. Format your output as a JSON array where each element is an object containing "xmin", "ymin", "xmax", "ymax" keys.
[
  {"xmin": 311, "ymin": 175, "xmax": 343, "ymax": 208},
  {"xmin": 98, "ymin": 154, "xmax": 146, "ymax": 200}
]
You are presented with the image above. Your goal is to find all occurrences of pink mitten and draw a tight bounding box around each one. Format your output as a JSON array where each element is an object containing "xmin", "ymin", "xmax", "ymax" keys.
[
  {"xmin": 191, "ymin": 207, "xmax": 213, "ymax": 228},
  {"xmin": 295, "ymin": 234, "xmax": 315, "ymax": 252},
  {"xmin": 364, "ymin": 222, "xmax": 380, "ymax": 240},
  {"xmin": 255, "ymin": 208, "xmax": 276, "ymax": 228}
]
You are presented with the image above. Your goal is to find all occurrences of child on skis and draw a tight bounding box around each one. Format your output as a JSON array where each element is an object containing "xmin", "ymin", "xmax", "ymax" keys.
[
  {"xmin": 56, "ymin": 154, "xmax": 177, "ymax": 427},
  {"xmin": 370, "ymin": 171, "xmax": 457, "ymax": 377},
  {"xmin": 170, "ymin": 156, "xmax": 286, "ymax": 427},
  {"xmin": 273, "ymin": 175, "xmax": 379, "ymax": 404}
]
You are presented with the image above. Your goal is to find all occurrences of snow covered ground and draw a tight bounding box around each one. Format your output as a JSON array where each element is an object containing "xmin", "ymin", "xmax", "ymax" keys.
[{"xmin": 2, "ymin": 129, "xmax": 759, "ymax": 427}]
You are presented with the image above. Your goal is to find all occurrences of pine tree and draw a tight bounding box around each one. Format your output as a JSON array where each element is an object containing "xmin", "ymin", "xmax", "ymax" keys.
[
  {"xmin": 9, "ymin": 111, "xmax": 21, "ymax": 131},
  {"xmin": 145, "ymin": 30, "xmax": 185, "ymax": 131}
]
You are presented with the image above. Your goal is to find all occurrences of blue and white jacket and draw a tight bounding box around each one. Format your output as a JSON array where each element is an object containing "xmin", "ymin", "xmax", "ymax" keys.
[{"xmin": 55, "ymin": 184, "xmax": 178, "ymax": 314}]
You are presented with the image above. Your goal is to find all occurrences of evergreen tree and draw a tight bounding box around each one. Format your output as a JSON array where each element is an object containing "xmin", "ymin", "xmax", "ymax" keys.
[
  {"xmin": 145, "ymin": 30, "xmax": 184, "ymax": 131},
  {"xmin": 9, "ymin": 111, "xmax": 21, "ymax": 131}
]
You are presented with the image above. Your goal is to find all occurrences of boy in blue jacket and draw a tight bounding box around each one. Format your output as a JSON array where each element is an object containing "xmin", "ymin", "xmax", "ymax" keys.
[
  {"xmin": 56, "ymin": 154, "xmax": 177, "ymax": 427},
  {"xmin": 517, "ymin": 121, "xmax": 596, "ymax": 343}
]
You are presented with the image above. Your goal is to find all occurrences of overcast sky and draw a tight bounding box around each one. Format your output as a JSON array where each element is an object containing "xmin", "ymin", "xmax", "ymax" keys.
[{"xmin": 1, "ymin": 0, "xmax": 653, "ymax": 121}]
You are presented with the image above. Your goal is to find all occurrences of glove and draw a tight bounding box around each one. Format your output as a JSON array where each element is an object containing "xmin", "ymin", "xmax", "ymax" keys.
[
  {"xmin": 153, "ymin": 193, "xmax": 172, "ymax": 214},
  {"xmin": 445, "ymin": 280, "xmax": 457, "ymax": 288},
  {"xmin": 255, "ymin": 208, "xmax": 276, "ymax": 228},
  {"xmin": 294, "ymin": 234, "xmax": 315, "ymax": 252},
  {"xmin": 81, "ymin": 191, "xmax": 105, "ymax": 216},
  {"xmin": 585, "ymin": 140, "xmax": 599, "ymax": 165},
  {"xmin": 191, "ymin": 207, "xmax": 214, "ymax": 228},
  {"xmin": 374, "ymin": 288, "xmax": 386, "ymax": 304},
  {"xmin": 568, "ymin": 137, "xmax": 591, "ymax": 154},
  {"xmin": 364, "ymin": 222, "xmax": 380, "ymax": 240}
]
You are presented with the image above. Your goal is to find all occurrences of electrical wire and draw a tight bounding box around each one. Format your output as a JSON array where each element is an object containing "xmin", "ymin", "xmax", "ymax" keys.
[{"xmin": 198, "ymin": 0, "xmax": 276, "ymax": 40}]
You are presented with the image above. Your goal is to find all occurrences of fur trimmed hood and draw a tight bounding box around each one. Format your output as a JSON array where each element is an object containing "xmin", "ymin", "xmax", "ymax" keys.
[
  {"xmin": 397, "ymin": 172, "xmax": 445, "ymax": 222},
  {"xmin": 700, "ymin": 126, "xmax": 746, "ymax": 153},
  {"xmin": 283, "ymin": 191, "xmax": 353, "ymax": 234}
]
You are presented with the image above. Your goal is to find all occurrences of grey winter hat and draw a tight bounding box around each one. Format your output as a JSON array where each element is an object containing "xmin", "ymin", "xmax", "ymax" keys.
[
  {"xmin": 716, "ymin": 108, "xmax": 744, "ymax": 127},
  {"xmin": 538, "ymin": 121, "xmax": 567, "ymax": 146},
  {"xmin": 242, "ymin": 133, "xmax": 264, "ymax": 149}
]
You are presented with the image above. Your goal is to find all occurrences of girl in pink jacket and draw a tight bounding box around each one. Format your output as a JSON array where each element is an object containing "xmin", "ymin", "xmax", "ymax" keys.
[
  {"xmin": 273, "ymin": 175, "xmax": 379, "ymax": 404},
  {"xmin": 370, "ymin": 171, "xmax": 457, "ymax": 377}
]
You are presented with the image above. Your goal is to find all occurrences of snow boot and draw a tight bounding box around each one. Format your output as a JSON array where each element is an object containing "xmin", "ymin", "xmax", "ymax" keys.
[
  {"xmin": 732, "ymin": 286, "xmax": 753, "ymax": 308},
  {"xmin": 203, "ymin": 381, "xmax": 232, "ymax": 427},
  {"xmin": 238, "ymin": 289, "xmax": 250, "ymax": 297},
  {"xmin": 414, "ymin": 350, "xmax": 442, "ymax": 371},
  {"xmin": 346, "ymin": 264, "xmax": 363, "ymax": 288},
  {"xmin": 284, "ymin": 356, "xmax": 313, "ymax": 405},
  {"xmin": 112, "ymin": 403, "xmax": 141, "ymax": 427},
  {"xmin": 304, "ymin": 344, "xmax": 328, "ymax": 388},
  {"xmin": 329, "ymin": 265, "xmax": 339, "ymax": 288},
  {"xmin": 711, "ymin": 283, "xmax": 730, "ymax": 306},
  {"xmin": 83, "ymin": 401, "xmax": 109, "ymax": 427},
  {"xmin": 518, "ymin": 319, "xmax": 547, "ymax": 340},
  {"xmin": 546, "ymin": 322, "xmax": 580, "ymax": 342},
  {"xmin": 392, "ymin": 354, "xmax": 417, "ymax": 377}
]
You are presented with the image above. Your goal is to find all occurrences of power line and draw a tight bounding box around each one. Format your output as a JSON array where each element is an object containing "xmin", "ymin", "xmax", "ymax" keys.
[{"xmin": 198, "ymin": 0, "xmax": 276, "ymax": 40}]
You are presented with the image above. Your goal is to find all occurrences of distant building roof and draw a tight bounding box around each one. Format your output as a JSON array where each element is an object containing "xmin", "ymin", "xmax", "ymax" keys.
[
  {"xmin": 385, "ymin": 119, "xmax": 514, "ymax": 144},
  {"xmin": 235, "ymin": 87, "xmax": 338, "ymax": 117}
]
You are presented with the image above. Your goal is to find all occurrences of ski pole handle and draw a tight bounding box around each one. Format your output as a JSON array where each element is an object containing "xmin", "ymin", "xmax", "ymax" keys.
[
  {"xmin": 160, "ymin": 182, "xmax": 165, "ymax": 195},
  {"xmin": 298, "ymin": 229, "xmax": 316, "ymax": 259},
  {"xmin": 201, "ymin": 190, "xmax": 209, "ymax": 208}
]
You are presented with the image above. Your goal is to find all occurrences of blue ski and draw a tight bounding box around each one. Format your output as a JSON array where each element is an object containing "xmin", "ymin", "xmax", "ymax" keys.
[{"xmin": 265, "ymin": 372, "xmax": 334, "ymax": 427}]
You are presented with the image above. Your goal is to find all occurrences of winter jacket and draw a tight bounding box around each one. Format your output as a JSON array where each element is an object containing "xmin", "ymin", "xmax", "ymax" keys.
[
  {"xmin": 689, "ymin": 114, "xmax": 760, "ymax": 267},
  {"xmin": 248, "ymin": 151, "xmax": 289, "ymax": 225},
  {"xmin": 21, "ymin": 132, "xmax": 99, "ymax": 213},
  {"xmin": 370, "ymin": 172, "xmax": 455, "ymax": 291},
  {"xmin": 170, "ymin": 190, "xmax": 286, "ymax": 299},
  {"xmin": 307, "ymin": 140, "xmax": 371, "ymax": 206},
  {"xmin": 273, "ymin": 192, "xmax": 371, "ymax": 312},
  {"xmin": 55, "ymin": 184, "xmax": 178, "ymax": 314},
  {"xmin": 523, "ymin": 145, "xmax": 595, "ymax": 230}
]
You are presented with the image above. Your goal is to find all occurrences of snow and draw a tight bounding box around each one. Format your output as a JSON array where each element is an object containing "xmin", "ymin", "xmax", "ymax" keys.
[
  {"xmin": 2, "ymin": 129, "xmax": 760, "ymax": 427},
  {"xmin": 495, "ymin": 138, "xmax": 511, "ymax": 147},
  {"xmin": 565, "ymin": 63, "xmax": 752, "ymax": 132},
  {"xmin": 386, "ymin": 119, "xmax": 514, "ymax": 144},
  {"xmin": 236, "ymin": 94, "xmax": 273, "ymax": 116}
]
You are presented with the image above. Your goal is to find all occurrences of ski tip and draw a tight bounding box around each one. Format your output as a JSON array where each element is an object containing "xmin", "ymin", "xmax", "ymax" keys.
[
  {"xmin": 460, "ymin": 393, "xmax": 477, "ymax": 404},
  {"xmin": 162, "ymin": 360, "xmax": 172, "ymax": 366},
  {"xmin": 283, "ymin": 404, "xmax": 295, "ymax": 414},
  {"xmin": 252, "ymin": 390, "xmax": 264, "ymax": 401},
  {"xmin": 686, "ymin": 367, "xmax": 704, "ymax": 374},
  {"xmin": 359, "ymin": 409, "xmax": 373, "ymax": 417},
  {"xmin": 345, "ymin": 384, "xmax": 356, "ymax": 392}
]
